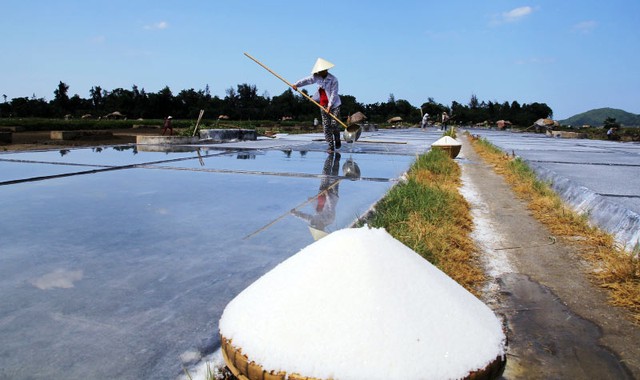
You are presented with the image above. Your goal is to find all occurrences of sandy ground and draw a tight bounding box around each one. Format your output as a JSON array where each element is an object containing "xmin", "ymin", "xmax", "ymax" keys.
[{"xmin": 459, "ymin": 135, "xmax": 640, "ymax": 379}]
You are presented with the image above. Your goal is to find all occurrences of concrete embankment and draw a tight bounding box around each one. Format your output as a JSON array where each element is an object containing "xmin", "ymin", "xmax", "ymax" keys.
[{"xmin": 530, "ymin": 162, "xmax": 640, "ymax": 251}]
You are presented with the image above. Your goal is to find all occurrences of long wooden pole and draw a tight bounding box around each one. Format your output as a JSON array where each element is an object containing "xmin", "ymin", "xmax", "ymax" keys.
[
  {"xmin": 192, "ymin": 109, "xmax": 205, "ymax": 137},
  {"xmin": 244, "ymin": 52, "xmax": 357, "ymax": 131}
]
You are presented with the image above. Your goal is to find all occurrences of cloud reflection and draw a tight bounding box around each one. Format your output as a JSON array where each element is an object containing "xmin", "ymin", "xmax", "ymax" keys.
[{"xmin": 30, "ymin": 269, "xmax": 84, "ymax": 290}]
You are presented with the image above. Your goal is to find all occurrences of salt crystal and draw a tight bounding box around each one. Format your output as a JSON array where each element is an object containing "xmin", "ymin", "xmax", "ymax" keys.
[{"xmin": 219, "ymin": 226, "xmax": 505, "ymax": 380}]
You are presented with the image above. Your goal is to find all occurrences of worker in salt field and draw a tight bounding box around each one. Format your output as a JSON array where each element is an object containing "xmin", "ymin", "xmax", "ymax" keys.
[
  {"xmin": 291, "ymin": 152, "xmax": 341, "ymax": 240},
  {"xmin": 421, "ymin": 112, "xmax": 429, "ymax": 128},
  {"xmin": 292, "ymin": 58, "xmax": 342, "ymax": 152},
  {"xmin": 162, "ymin": 116, "xmax": 173, "ymax": 136},
  {"xmin": 607, "ymin": 126, "xmax": 620, "ymax": 140},
  {"xmin": 441, "ymin": 112, "xmax": 449, "ymax": 131}
]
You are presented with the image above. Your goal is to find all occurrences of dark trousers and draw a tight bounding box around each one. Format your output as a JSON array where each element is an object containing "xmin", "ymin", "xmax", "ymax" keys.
[{"xmin": 321, "ymin": 106, "xmax": 341, "ymax": 150}]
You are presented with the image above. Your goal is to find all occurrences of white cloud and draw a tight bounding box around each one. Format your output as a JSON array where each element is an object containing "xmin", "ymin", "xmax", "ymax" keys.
[
  {"xmin": 503, "ymin": 6, "xmax": 533, "ymax": 22},
  {"xmin": 144, "ymin": 21, "xmax": 169, "ymax": 30},
  {"xmin": 572, "ymin": 20, "xmax": 597, "ymax": 34}
]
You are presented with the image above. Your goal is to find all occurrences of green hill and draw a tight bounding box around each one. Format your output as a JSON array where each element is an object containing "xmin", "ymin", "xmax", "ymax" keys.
[{"xmin": 560, "ymin": 108, "xmax": 640, "ymax": 127}]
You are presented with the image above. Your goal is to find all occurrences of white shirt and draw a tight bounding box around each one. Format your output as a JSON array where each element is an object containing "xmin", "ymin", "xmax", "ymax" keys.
[{"xmin": 294, "ymin": 72, "xmax": 342, "ymax": 109}]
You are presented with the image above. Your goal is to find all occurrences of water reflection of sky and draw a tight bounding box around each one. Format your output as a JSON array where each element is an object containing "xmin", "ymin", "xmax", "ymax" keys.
[
  {"xmin": 0, "ymin": 144, "xmax": 417, "ymax": 379},
  {"xmin": 0, "ymin": 146, "xmax": 412, "ymax": 184}
]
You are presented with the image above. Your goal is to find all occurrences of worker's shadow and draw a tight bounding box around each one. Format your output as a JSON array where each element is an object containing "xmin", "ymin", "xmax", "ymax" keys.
[{"xmin": 291, "ymin": 153, "xmax": 361, "ymax": 240}]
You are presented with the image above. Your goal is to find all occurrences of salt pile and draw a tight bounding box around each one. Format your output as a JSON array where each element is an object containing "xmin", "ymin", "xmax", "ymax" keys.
[
  {"xmin": 219, "ymin": 227, "xmax": 506, "ymax": 379},
  {"xmin": 431, "ymin": 136, "xmax": 461, "ymax": 147}
]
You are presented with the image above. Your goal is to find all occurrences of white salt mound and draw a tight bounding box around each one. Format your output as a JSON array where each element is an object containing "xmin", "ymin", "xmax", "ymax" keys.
[
  {"xmin": 219, "ymin": 227, "xmax": 505, "ymax": 380},
  {"xmin": 431, "ymin": 136, "xmax": 462, "ymax": 146}
]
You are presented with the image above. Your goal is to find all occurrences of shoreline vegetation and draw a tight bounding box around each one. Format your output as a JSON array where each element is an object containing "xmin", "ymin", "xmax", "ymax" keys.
[
  {"xmin": 0, "ymin": 117, "xmax": 314, "ymax": 134},
  {"xmin": 0, "ymin": 82, "xmax": 554, "ymax": 127}
]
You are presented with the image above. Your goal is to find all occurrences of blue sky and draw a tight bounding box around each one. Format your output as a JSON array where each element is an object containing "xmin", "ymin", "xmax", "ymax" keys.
[{"xmin": 2, "ymin": 0, "xmax": 639, "ymax": 119}]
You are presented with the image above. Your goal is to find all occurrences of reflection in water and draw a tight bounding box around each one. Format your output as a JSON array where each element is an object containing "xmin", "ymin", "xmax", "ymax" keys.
[
  {"xmin": 342, "ymin": 157, "xmax": 361, "ymax": 180},
  {"xmin": 29, "ymin": 269, "xmax": 84, "ymax": 290},
  {"xmin": 59, "ymin": 146, "xmax": 139, "ymax": 158},
  {"xmin": 291, "ymin": 152, "xmax": 342, "ymax": 240},
  {"xmin": 136, "ymin": 145, "xmax": 200, "ymax": 153},
  {"xmin": 244, "ymin": 153, "xmax": 362, "ymax": 241},
  {"xmin": 237, "ymin": 153, "xmax": 256, "ymax": 160},
  {"xmin": 197, "ymin": 149, "xmax": 205, "ymax": 166},
  {"xmin": 112, "ymin": 145, "xmax": 138, "ymax": 154}
]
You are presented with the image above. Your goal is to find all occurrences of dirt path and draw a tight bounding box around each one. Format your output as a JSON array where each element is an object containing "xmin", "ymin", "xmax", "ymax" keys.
[{"xmin": 459, "ymin": 135, "xmax": 640, "ymax": 379}]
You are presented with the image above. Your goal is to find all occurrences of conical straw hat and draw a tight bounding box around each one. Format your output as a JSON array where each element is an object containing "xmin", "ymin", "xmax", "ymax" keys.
[
  {"xmin": 311, "ymin": 58, "xmax": 335, "ymax": 74},
  {"xmin": 308, "ymin": 226, "xmax": 329, "ymax": 241}
]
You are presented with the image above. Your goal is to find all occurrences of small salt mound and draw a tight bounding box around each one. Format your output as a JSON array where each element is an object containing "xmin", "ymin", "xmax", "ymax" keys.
[
  {"xmin": 431, "ymin": 136, "xmax": 462, "ymax": 146},
  {"xmin": 219, "ymin": 227, "xmax": 505, "ymax": 380}
]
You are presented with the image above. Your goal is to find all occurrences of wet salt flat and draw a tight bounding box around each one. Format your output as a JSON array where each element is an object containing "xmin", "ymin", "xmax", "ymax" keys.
[{"xmin": 0, "ymin": 129, "xmax": 437, "ymax": 379}]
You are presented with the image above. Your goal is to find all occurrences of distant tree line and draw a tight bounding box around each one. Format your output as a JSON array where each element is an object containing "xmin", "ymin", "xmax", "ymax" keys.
[{"xmin": 0, "ymin": 82, "xmax": 553, "ymax": 127}]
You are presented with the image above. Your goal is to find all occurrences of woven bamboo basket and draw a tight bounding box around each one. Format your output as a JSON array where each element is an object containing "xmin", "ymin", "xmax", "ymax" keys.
[
  {"xmin": 432, "ymin": 144, "xmax": 462, "ymax": 159},
  {"xmin": 221, "ymin": 335, "xmax": 321, "ymax": 380},
  {"xmin": 221, "ymin": 335, "xmax": 505, "ymax": 380}
]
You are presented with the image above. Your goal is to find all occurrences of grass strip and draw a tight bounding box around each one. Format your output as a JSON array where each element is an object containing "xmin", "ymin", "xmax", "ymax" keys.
[
  {"xmin": 469, "ymin": 134, "xmax": 640, "ymax": 323},
  {"xmin": 362, "ymin": 147, "xmax": 485, "ymax": 296}
]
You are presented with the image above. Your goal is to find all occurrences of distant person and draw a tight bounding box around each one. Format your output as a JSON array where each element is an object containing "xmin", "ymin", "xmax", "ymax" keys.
[
  {"xmin": 441, "ymin": 112, "xmax": 449, "ymax": 131},
  {"xmin": 292, "ymin": 58, "xmax": 342, "ymax": 152},
  {"xmin": 421, "ymin": 113, "xmax": 429, "ymax": 129},
  {"xmin": 607, "ymin": 127, "xmax": 619, "ymax": 140},
  {"xmin": 162, "ymin": 116, "xmax": 173, "ymax": 136}
]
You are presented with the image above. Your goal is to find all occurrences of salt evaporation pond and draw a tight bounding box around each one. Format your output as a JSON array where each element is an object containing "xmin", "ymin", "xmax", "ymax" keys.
[{"xmin": 0, "ymin": 145, "xmax": 419, "ymax": 379}]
